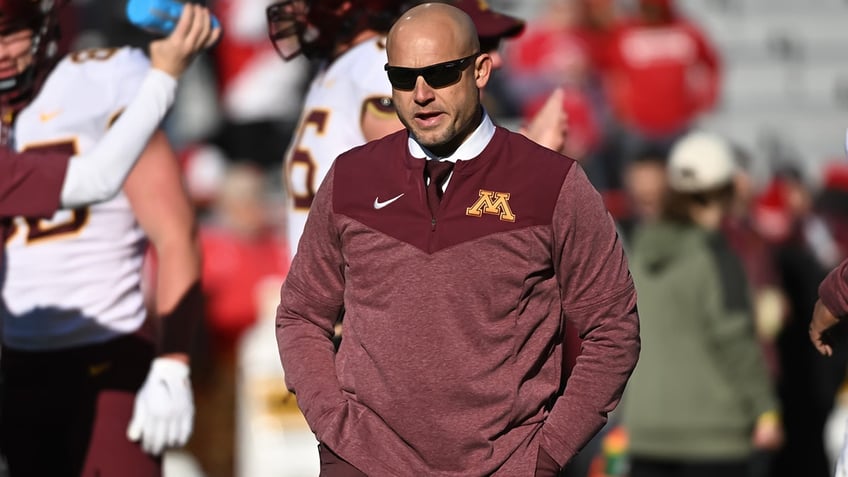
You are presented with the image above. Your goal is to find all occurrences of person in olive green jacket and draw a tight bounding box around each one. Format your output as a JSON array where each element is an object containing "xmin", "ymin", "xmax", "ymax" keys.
[{"xmin": 622, "ymin": 131, "xmax": 784, "ymax": 477}]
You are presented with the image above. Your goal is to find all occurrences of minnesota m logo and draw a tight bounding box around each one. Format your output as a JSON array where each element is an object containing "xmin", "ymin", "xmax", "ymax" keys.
[{"xmin": 465, "ymin": 189, "xmax": 516, "ymax": 222}]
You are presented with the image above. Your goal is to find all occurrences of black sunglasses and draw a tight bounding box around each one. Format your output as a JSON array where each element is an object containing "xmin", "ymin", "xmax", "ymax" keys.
[{"xmin": 384, "ymin": 52, "xmax": 479, "ymax": 91}]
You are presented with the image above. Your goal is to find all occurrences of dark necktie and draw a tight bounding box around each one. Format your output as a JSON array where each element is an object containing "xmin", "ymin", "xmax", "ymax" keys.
[{"xmin": 424, "ymin": 159, "xmax": 454, "ymax": 215}]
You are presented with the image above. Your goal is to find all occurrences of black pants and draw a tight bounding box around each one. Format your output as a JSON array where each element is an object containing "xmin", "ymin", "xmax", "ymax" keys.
[
  {"xmin": 630, "ymin": 456, "xmax": 749, "ymax": 477},
  {"xmin": 317, "ymin": 443, "xmax": 563, "ymax": 476},
  {"xmin": 0, "ymin": 335, "xmax": 159, "ymax": 477}
]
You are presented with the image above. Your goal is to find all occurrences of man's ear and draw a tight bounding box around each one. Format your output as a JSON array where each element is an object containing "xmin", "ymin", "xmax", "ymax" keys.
[{"xmin": 474, "ymin": 53, "xmax": 492, "ymax": 89}]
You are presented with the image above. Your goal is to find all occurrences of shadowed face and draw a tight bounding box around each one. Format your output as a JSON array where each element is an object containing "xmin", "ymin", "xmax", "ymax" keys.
[
  {"xmin": 625, "ymin": 159, "xmax": 667, "ymax": 221},
  {"xmin": 386, "ymin": 4, "xmax": 491, "ymax": 157},
  {"xmin": 0, "ymin": 28, "xmax": 32, "ymax": 80}
]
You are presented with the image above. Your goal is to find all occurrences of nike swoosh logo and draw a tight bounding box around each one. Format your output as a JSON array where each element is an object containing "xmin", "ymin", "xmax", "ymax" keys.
[
  {"xmin": 373, "ymin": 193, "xmax": 404, "ymax": 209},
  {"xmin": 39, "ymin": 110, "xmax": 62, "ymax": 122}
]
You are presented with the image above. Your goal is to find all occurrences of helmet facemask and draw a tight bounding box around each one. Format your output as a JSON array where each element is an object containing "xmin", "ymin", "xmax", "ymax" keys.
[
  {"xmin": 266, "ymin": 0, "xmax": 315, "ymax": 60},
  {"xmin": 267, "ymin": 0, "xmax": 402, "ymax": 61},
  {"xmin": 0, "ymin": 0, "xmax": 62, "ymax": 144}
]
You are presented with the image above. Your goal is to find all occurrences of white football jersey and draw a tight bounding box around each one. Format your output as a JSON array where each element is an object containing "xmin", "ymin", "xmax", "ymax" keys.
[
  {"xmin": 284, "ymin": 36, "xmax": 394, "ymax": 255},
  {"xmin": 2, "ymin": 47, "xmax": 150, "ymax": 350}
]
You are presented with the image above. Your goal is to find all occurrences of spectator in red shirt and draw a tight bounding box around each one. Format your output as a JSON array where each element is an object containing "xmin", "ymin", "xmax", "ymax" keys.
[
  {"xmin": 598, "ymin": 0, "xmax": 720, "ymax": 187},
  {"xmin": 200, "ymin": 163, "xmax": 290, "ymax": 350},
  {"xmin": 504, "ymin": 0, "xmax": 603, "ymax": 162},
  {"xmin": 188, "ymin": 163, "xmax": 289, "ymax": 477}
]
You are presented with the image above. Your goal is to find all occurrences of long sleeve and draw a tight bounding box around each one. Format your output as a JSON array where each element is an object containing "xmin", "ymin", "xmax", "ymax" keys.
[
  {"xmin": 60, "ymin": 69, "xmax": 177, "ymax": 208},
  {"xmin": 820, "ymin": 257, "xmax": 848, "ymax": 319},
  {"xmin": 691, "ymin": 22, "xmax": 721, "ymax": 112},
  {"xmin": 541, "ymin": 164, "xmax": 641, "ymax": 466},
  {"xmin": 276, "ymin": 165, "xmax": 348, "ymax": 433}
]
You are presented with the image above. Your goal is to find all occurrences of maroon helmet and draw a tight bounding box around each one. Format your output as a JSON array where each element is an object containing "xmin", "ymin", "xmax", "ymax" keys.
[
  {"xmin": 0, "ymin": 0, "xmax": 64, "ymax": 111},
  {"xmin": 267, "ymin": 0, "xmax": 409, "ymax": 61}
]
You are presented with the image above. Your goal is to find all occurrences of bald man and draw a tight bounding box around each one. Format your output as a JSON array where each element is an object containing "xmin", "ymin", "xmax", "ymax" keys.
[{"xmin": 275, "ymin": 4, "xmax": 640, "ymax": 476}]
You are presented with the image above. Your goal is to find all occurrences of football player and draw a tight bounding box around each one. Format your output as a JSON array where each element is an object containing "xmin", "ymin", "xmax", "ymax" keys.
[
  {"xmin": 267, "ymin": 0, "xmax": 413, "ymax": 255},
  {"xmin": 243, "ymin": 3, "xmax": 413, "ymax": 474},
  {"xmin": 0, "ymin": 1, "xmax": 219, "ymax": 476},
  {"xmin": 0, "ymin": 2, "xmax": 218, "ymax": 221}
]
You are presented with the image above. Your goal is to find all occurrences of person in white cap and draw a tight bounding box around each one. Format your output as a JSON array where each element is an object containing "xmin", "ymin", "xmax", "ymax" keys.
[{"xmin": 620, "ymin": 131, "xmax": 784, "ymax": 477}]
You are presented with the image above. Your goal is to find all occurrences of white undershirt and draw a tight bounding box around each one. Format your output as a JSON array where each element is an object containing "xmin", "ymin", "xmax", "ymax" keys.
[{"xmin": 407, "ymin": 111, "xmax": 496, "ymax": 193}]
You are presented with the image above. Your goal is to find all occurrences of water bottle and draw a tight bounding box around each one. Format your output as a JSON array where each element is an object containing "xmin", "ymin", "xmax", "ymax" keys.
[{"xmin": 126, "ymin": 0, "xmax": 220, "ymax": 36}]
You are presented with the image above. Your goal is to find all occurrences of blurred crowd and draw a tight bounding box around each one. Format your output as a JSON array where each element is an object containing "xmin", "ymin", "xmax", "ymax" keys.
[{"xmin": 50, "ymin": 0, "xmax": 848, "ymax": 476}]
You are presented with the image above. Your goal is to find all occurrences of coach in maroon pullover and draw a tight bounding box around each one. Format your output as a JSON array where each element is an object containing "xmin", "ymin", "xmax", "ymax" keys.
[{"xmin": 275, "ymin": 4, "xmax": 640, "ymax": 476}]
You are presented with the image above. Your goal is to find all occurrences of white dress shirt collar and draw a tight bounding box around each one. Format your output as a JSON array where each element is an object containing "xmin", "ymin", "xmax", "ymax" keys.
[{"xmin": 407, "ymin": 110, "xmax": 496, "ymax": 164}]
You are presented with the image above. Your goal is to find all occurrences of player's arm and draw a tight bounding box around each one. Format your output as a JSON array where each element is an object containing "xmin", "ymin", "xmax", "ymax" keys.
[
  {"xmin": 361, "ymin": 96, "xmax": 403, "ymax": 142},
  {"xmin": 124, "ymin": 130, "xmax": 203, "ymax": 455},
  {"xmin": 126, "ymin": 130, "xmax": 201, "ymax": 361},
  {"xmin": 541, "ymin": 164, "xmax": 640, "ymax": 469},
  {"xmin": 60, "ymin": 3, "xmax": 220, "ymax": 209}
]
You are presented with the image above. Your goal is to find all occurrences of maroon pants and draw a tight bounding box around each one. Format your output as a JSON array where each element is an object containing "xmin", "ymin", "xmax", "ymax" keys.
[
  {"xmin": 319, "ymin": 444, "xmax": 367, "ymax": 477},
  {"xmin": 317, "ymin": 443, "xmax": 561, "ymax": 476},
  {"xmin": 0, "ymin": 334, "xmax": 161, "ymax": 477}
]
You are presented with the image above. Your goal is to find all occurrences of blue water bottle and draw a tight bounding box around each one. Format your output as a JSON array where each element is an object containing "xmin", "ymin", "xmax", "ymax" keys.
[{"xmin": 126, "ymin": 0, "xmax": 220, "ymax": 36}]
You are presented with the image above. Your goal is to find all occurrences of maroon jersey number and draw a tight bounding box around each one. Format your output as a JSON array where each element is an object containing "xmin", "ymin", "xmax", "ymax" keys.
[{"xmin": 288, "ymin": 110, "xmax": 328, "ymax": 210}]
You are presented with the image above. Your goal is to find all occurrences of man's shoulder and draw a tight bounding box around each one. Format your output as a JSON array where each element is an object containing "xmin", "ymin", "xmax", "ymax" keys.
[
  {"xmin": 330, "ymin": 36, "xmax": 387, "ymax": 79},
  {"xmin": 21, "ymin": 47, "xmax": 147, "ymax": 138},
  {"xmin": 57, "ymin": 46, "xmax": 149, "ymax": 80},
  {"xmin": 330, "ymin": 130, "xmax": 408, "ymax": 197},
  {"xmin": 494, "ymin": 126, "xmax": 576, "ymax": 174},
  {"xmin": 337, "ymin": 129, "xmax": 407, "ymax": 163},
  {"xmin": 343, "ymin": 36, "xmax": 388, "ymax": 64},
  {"xmin": 329, "ymin": 36, "xmax": 391, "ymax": 96}
]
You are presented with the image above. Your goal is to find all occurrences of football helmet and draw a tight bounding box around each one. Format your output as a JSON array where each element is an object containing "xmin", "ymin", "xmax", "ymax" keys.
[
  {"xmin": 267, "ymin": 0, "xmax": 408, "ymax": 60},
  {"xmin": 0, "ymin": 0, "xmax": 64, "ymax": 111}
]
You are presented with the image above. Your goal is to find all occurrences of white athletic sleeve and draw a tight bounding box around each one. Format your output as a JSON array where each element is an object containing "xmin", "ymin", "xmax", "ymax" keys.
[{"xmin": 59, "ymin": 68, "xmax": 177, "ymax": 208}]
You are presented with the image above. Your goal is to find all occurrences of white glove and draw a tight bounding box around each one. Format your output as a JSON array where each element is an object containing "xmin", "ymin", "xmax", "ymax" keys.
[
  {"xmin": 837, "ymin": 415, "xmax": 848, "ymax": 477},
  {"xmin": 127, "ymin": 357, "xmax": 194, "ymax": 455}
]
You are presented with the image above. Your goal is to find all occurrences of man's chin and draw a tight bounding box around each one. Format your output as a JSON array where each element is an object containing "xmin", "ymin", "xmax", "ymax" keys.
[{"xmin": 412, "ymin": 129, "xmax": 449, "ymax": 149}]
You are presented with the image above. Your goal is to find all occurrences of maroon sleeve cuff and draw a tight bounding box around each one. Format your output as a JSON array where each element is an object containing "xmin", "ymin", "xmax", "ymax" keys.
[
  {"xmin": 820, "ymin": 258, "xmax": 848, "ymax": 320},
  {"xmin": 0, "ymin": 150, "xmax": 70, "ymax": 218}
]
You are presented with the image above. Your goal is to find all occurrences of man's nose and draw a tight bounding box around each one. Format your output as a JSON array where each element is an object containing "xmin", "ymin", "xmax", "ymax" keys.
[
  {"xmin": 0, "ymin": 41, "xmax": 14, "ymax": 60},
  {"xmin": 413, "ymin": 76, "xmax": 435, "ymax": 103}
]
